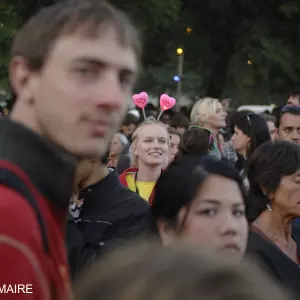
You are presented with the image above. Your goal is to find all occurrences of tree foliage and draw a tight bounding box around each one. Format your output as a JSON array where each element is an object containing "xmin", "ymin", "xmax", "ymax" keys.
[
  {"xmin": 1, "ymin": 0, "xmax": 300, "ymax": 106},
  {"xmin": 165, "ymin": 0, "xmax": 300, "ymax": 103}
]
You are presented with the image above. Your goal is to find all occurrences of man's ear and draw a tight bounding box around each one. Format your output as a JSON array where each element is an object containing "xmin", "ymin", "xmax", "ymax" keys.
[
  {"xmin": 9, "ymin": 56, "xmax": 34, "ymax": 104},
  {"xmin": 275, "ymin": 127, "xmax": 280, "ymax": 139},
  {"xmin": 156, "ymin": 218, "xmax": 177, "ymax": 246}
]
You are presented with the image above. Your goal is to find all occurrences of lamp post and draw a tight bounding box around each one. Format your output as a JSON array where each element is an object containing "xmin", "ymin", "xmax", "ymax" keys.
[{"xmin": 176, "ymin": 48, "xmax": 184, "ymax": 107}]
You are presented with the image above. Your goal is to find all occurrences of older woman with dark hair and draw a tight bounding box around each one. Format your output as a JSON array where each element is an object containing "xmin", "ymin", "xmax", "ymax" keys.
[{"xmin": 246, "ymin": 140, "xmax": 300, "ymax": 297}]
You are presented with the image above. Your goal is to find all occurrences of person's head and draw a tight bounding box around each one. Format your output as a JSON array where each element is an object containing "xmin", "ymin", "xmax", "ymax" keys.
[
  {"xmin": 246, "ymin": 140, "xmax": 300, "ymax": 222},
  {"xmin": 9, "ymin": 0, "xmax": 140, "ymax": 158},
  {"xmin": 176, "ymin": 126, "xmax": 211, "ymax": 160},
  {"xmin": 161, "ymin": 110, "xmax": 173, "ymax": 125},
  {"xmin": 109, "ymin": 133, "xmax": 129, "ymax": 157},
  {"xmin": 75, "ymin": 243, "xmax": 292, "ymax": 300},
  {"xmin": 169, "ymin": 113, "xmax": 190, "ymax": 136},
  {"xmin": 231, "ymin": 113, "xmax": 271, "ymax": 159},
  {"xmin": 121, "ymin": 113, "xmax": 139, "ymax": 137},
  {"xmin": 74, "ymin": 151, "xmax": 110, "ymax": 191},
  {"xmin": 227, "ymin": 110, "xmax": 253, "ymax": 136},
  {"xmin": 145, "ymin": 103, "xmax": 157, "ymax": 118},
  {"xmin": 261, "ymin": 114, "xmax": 277, "ymax": 141},
  {"xmin": 286, "ymin": 89, "xmax": 300, "ymax": 105},
  {"xmin": 276, "ymin": 106, "xmax": 300, "ymax": 144},
  {"xmin": 190, "ymin": 97, "xmax": 227, "ymax": 132},
  {"xmin": 130, "ymin": 117, "xmax": 169, "ymax": 168},
  {"xmin": 152, "ymin": 156, "xmax": 248, "ymax": 260},
  {"xmin": 168, "ymin": 129, "xmax": 180, "ymax": 164},
  {"xmin": 73, "ymin": 157, "xmax": 97, "ymax": 190}
]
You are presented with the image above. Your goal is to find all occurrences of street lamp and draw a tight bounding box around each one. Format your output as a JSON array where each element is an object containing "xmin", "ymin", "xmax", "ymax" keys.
[
  {"xmin": 176, "ymin": 48, "xmax": 183, "ymax": 55},
  {"xmin": 176, "ymin": 48, "xmax": 184, "ymax": 107},
  {"xmin": 186, "ymin": 27, "xmax": 192, "ymax": 34}
]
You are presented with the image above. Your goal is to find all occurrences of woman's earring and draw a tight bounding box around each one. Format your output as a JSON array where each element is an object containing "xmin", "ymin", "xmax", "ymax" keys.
[{"xmin": 263, "ymin": 191, "xmax": 272, "ymax": 211}]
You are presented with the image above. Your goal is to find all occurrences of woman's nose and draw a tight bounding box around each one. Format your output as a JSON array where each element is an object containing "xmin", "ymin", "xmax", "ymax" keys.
[{"xmin": 220, "ymin": 213, "xmax": 239, "ymax": 236}]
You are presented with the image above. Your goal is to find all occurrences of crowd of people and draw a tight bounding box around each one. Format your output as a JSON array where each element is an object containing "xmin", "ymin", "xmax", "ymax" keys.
[{"xmin": 1, "ymin": 0, "xmax": 300, "ymax": 299}]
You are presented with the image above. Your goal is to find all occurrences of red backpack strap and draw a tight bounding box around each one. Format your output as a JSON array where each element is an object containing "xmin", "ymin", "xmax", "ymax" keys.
[{"xmin": 0, "ymin": 167, "xmax": 50, "ymax": 254}]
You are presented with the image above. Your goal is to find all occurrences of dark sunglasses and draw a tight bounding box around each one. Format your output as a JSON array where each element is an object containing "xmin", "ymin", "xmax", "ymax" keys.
[
  {"xmin": 243, "ymin": 113, "xmax": 255, "ymax": 126},
  {"xmin": 280, "ymin": 105, "xmax": 300, "ymax": 115}
]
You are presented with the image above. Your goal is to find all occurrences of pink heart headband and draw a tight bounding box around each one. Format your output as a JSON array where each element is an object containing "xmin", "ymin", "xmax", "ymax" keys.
[
  {"xmin": 132, "ymin": 92, "xmax": 176, "ymax": 121},
  {"xmin": 132, "ymin": 92, "xmax": 149, "ymax": 119}
]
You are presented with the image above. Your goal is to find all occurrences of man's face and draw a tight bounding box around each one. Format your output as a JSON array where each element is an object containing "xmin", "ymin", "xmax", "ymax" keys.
[
  {"xmin": 168, "ymin": 133, "xmax": 180, "ymax": 163},
  {"xmin": 175, "ymin": 126, "xmax": 186, "ymax": 136},
  {"xmin": 122, "ymin": 123, "xmax": 136, "ymax": 137},
  {"xmin": 278, "ymin": 113, "xmax": 300, "ymax": 144},
  {"xmin": 286, "ymin": 96, "xmax": 300, "ymax": 106},
  {"xmin": 21, "ymin": 27, "xmax": 137, "ymax": 157},
  {"xmin": 266, "ymin": 121, "xmax": 277, "ymax": 141}
]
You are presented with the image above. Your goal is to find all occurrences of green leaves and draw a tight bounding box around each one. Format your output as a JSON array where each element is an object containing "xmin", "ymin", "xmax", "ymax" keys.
[
  {"xmin": 0, "ymin": 3, "xmax": 20, "ymax": 89},
  {"xmin": 278, "ymin": 1, "xmax": 299, "ymax": 18},
  {"xmin": 0, "ymin": 0, "xmax": 300, "ymax": 104},
  {"xmin": 110, "ymin": 0, "xmax": 180, "ymax": 31}
]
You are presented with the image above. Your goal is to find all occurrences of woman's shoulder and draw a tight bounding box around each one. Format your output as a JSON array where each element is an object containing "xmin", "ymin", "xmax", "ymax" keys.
[
  {"xmin": 247, "ymin": 230, "xmax": 269, "ymax": 252},
  {"xmin": 247, "ymin": 229, "xmax": 280, "ymax": 260}
]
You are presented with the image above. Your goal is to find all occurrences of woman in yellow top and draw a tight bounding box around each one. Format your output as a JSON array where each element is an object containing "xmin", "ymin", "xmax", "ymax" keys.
[{"xmin": 119, "ymin": 118, "xmax": 169, "ymax": 204}]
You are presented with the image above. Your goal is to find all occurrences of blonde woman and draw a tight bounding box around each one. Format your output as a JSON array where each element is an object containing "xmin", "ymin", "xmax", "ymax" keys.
[
  {"xmin": 119, "ymin": 118, "xmax": 169, "ymax": 204},
  {"xmin": 190, "ymin": 97, "xmax": 227, "ymax": 159}
]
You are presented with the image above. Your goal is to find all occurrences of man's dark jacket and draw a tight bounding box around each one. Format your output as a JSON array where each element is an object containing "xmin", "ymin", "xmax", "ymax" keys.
[{"xmin": 66, "ymin": 170, "xmax": 150, "ymax": 279}]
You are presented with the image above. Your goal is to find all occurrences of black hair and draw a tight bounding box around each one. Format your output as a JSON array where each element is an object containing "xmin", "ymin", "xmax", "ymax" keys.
[
  {"xmin": 246, "ymin": 140, "xmax": 300, "ymax": 222},
  {"xmin": 169, "ymin": 113, "xmax": 190, "ymax": 130},
  {"xmin": 288, "ymin": 88, "xmax": 300, "ymax": 102},
  {"xmin": 227, "ymin": 110, "xmax": 253, "ymax": 136},
  {"xmin": 276, "ymin": 105, "xmax": 300, "ymax": 128},
  {"xmin": 168, "ymin": 127, "xmax": 180, "ymax": 136},
  {"xmin": 175, "ymin": 127, "xmax": 210, "ymax": 159},
  {"xmin": 122, "ymin": 113, "xmax": 139, "ymax": 126},
  {"xmin": 151, "ymin": 156, "xmax": 248, "ymax": 233},
  {"xmin": 234, "ymin": 113, "xmax": 271, "ymax": 159}
]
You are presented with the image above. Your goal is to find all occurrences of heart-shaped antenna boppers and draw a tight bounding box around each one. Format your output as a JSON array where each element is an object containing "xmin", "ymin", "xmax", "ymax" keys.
[
  {"xmin": 132, "ymin": 92, "xmax": 148, "ymax": 109},
  {"xmin": 160, "ymin": 94, "xmax": 176, "ymax": 111}
]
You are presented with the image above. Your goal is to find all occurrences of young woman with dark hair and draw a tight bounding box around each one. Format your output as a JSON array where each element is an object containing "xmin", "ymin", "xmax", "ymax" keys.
[
  {"xmin": 151, "ymin": 155, "xmax": 249, "ymax": 261},
  {"xmin": 231, "ymin": 113, "xmax": 271, "ymax": 187},
  {"xmin": 231, "ymin": 113, "xmax": 271, "ymax": 164}
]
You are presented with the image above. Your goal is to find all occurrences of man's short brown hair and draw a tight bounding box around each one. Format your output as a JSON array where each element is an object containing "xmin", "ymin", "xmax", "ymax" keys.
[{"xmin": 11, "ymin": 0, "xmax": 141, "ymax": 71}]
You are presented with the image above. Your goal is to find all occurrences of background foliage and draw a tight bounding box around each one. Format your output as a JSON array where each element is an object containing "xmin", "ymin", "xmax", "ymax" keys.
[{"xmin": 1, "ymin": 0, "xmax": 300, "ymax": 106}]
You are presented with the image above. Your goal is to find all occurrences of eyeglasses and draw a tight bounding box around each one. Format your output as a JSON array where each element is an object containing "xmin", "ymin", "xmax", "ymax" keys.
[{"xmin": 188, "ymin": 125, "xmax": 213, "ymax": 146}]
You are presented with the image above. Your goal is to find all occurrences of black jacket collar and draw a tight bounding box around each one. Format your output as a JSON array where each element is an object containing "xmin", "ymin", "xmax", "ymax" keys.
[
  {"xmin": 81, "ymin": 169, "xmax": 118, "ymax": 194},
  {"xmin": 0, "ymin": 118, "xmax": 77, "ymax": 209}
]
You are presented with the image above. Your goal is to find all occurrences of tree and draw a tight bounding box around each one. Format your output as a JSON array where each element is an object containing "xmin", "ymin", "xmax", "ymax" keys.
[
  {"xmin": 1, "ymin": 0, "xmax": 300, "ymax": 106},
  {"xmin": 155, "ymin": 0, "xmax": 300, "ymax": 104},
  {"xmin": 0, "ymin": 3, "xmax": 21, "ymax": 89},
  {"xmin": 0, "ymin": 0, "xmax": 181, "ymax": 90}
]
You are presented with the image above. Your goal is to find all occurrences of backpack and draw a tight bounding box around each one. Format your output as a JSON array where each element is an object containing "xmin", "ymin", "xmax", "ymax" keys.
[{"xmin": 0, "ymin": 166, "xmax": 49, "ymax": 253}]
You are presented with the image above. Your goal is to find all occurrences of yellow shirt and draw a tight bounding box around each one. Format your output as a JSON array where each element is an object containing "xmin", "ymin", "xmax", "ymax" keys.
[{"xmin": 126, "ymin": 174, "xmax": 155, "ymax": 201}]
